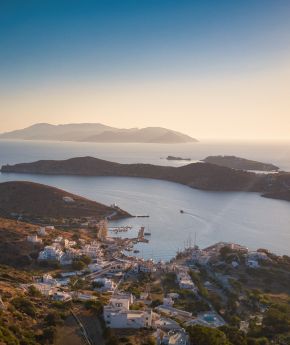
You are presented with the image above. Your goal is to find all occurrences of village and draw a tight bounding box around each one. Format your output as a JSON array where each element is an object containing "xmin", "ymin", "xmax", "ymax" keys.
[{"xmin": 20, "ymin": 217, "xmax": 288, "ymax": 345}]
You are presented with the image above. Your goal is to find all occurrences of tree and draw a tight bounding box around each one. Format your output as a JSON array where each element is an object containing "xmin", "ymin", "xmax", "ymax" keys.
[
  {"xmin": 85, "ymin": 300, "xmax": 103, "ymax": 315},
  {"xmin": 40, "ymin": 327, "xmax": 56, "ymax": 344},
  {"xmin": 220, "ymin": 326, "xmax": 247, "ymax": 345},
  {"xmin": 28, "ymin": 285, "xmax": 42, "ymax": 298},
  {"xmin": 262, "ymin": 304, "xmax": 290, "ymax": 336},
  {"xmin": 187, "ymin": 325, "xmax": 231, "ymax": 345},
  {"xmin": 146, "ymin": 337, "xmax": 157, "ymax": 345},
  {"xmin": 44, "ymin": 311, "xmax": 64, "ymax": 326},
  {"xmin": 80, "ymin": 255, "xmax": 92, "ymax": 265},
  {"xmin": 72, "ymin": 259, "xmax": 86, "ymax": 271},
  {"xmin": 11, "ymin": 297, "xmax": 36, "ymax": 317},
  {"xmin": 0, "ymin": 326, "xmax": 19, "ymax": 345},
  {"xmin": 219, "ymin": 246, "xmax": 233, "ymax": 259}
]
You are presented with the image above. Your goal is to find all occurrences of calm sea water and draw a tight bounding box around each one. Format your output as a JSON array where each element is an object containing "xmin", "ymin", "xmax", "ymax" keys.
[{"xmin": 0, "ymin": 139, "xmax": 290, "ymax": 260}]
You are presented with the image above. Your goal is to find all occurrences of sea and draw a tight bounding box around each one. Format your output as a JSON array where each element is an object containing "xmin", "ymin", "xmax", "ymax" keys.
[{"xmin": 0, "ymin": 139, "xmax": 290, "ymax": 261}]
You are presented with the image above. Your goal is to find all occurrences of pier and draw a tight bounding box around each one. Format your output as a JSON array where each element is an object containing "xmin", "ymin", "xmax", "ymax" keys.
[{"xmin": 109, "ymin": 226, "xmax": 132, "ymax": 233}]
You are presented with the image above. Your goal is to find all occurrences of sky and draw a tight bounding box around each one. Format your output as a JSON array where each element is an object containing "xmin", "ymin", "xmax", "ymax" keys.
[{"xmin": 0, "ymin": 0, "xmax": 290, "ymax": 140}]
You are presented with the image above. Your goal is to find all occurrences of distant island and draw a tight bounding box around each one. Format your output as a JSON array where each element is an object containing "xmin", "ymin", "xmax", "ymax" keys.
[
  {"xmin": 0, "ymin": 123, "xmax": 198, "ymax": 144},
  {"xmin": 203, "ymin": 155, "xmax": 279, "ymax": 171},
  {"xmin": 0, "ymin": 181, "xmax": 130, "ymax": 224},
  {"xmin": 2, "ymin": 156, "xmax": 290, "ymax": 202},
  {"xmin": 166, "ymin": 155, "xmax": 191, "ymax": 161}
]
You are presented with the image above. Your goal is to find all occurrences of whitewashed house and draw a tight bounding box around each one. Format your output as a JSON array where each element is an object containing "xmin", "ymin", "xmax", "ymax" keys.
[
  {"xmin": 52, "ymin": 291, "xmax": 72, "ymax": 302},
  {"xmin": 27, "ymin": 234, "xmax": 42, "ymax": 244},
  {"xmin": 37, "ymin": 227, "xmax": 47, "ymax": 236},
  {"xmin": 104, "ymin": 294, "xmax": 152, "ymax": 329},
  {"xmin": 94, "ymin": 278, "xmax": 116, "ymax": 292},
  {"xmin": 46, "ymin": 225, "xmax": 55, "ymax": 230},
  {"xmin": 81, "ymin": 241, "xmax": 101, "ymax": 258},
  {"xmin": 31, "ymin": 283, "xmax": 55, "ymax": 296},
  {"xmin": 63, "ymin": 196, "xmax": 75, "ymax": 203},
  {"xmin": 163, "ymin": 297, "xmax": 174, "ymax": 307},
  {"xmin": 246, "ymin": 259, "xmax": 259, "ymax": 268},
  {"xmin": 38, "ymin": 245, "xmax": 64, "ymax": 261},
  {"xmin": 88, "ymin": 263, "xmax": 103, "ymax": 272},
  {"xmin": 42, "ymin": 274, "xmax": 58, "ymax": 286},
  {"xmin": 176, "ymin": 270, "xmax": 196, "ymax": 291}
]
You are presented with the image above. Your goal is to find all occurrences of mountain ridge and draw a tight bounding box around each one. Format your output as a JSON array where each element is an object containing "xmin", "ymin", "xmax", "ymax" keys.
[{"xmin": 0, "ymin": 123, "xmax": 197, "ymax": 143}]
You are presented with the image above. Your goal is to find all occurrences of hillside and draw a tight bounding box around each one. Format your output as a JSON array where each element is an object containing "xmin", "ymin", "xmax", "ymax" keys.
[
  {"xmin": 0, "ymin": 218, "xmax": 39, "ymax": 267},
  {"xmin": 2, "ymin": 157, "xmax": 290, "ymax": 202},
  {"xmin": 203, "ymin": 155, "xmax": 279, "ymax": 171},
  {"xmin": 0, "ymin": 260, "xmax": 78, "ymax": 345},
  {"xmin": 0, "ymin": 181, "xmax": 129, "ymax": 222},
  {"xmin": 0, "ymin": 123, "xmax": 197, "ymax": 143},
  {"xmin": 0, "ymin": 156, "xmax": 268, "ymax": 191}
]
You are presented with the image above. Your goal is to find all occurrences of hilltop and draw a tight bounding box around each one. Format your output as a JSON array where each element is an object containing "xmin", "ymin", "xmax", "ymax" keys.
[
  {"xmin": 2, "ymin": 156, "xmax": 290, "ymax": 202},
  {"xmin": 203, "ymin": 155, "xmax": 279, "ymax": 171},
  {"xmin": 0, "ymin": 123, "xmax": 197, "ymax": 143},
  {"xmin": 0, "ymin": 181, "xmax": 130, "ymax": 223}
]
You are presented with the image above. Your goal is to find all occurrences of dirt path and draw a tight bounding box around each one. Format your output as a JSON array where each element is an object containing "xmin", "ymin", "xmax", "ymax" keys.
[{"xmin": 54, "ymin": 314, "xmax": 86, "ymax": 345}]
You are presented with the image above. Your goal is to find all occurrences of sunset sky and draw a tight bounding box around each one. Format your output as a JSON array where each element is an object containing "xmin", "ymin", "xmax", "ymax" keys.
[{"xmin": 0, "ymin": 0, "xmax": 290, "ymax": 140}]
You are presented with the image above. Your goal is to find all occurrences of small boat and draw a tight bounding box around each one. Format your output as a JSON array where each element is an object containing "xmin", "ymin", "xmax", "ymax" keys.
[
  {"xmin": 180, "ymin": 210, "xmax": 184, "ymax": 213},
  {"xmin": 133, "ymin": 250, "xmax": 140, "ymax": 253},
  {"xmin": 144, "ymin": 232, "xmax": 151, "ymax": 236}
]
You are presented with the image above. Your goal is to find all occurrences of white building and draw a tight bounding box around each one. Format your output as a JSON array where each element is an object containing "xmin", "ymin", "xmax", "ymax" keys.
[
  {"xmin": 167, "ymin": 293, "xmax": 180, "ymax": 300},
  {"xmin": 132, "ymin": 260, "xmax": 156, "ymax": 274},
  {"xmin": 60, "ymin": 253, "xmax": 73, "ymax": 266},
  {"xmin": 176, "ymin": 270, "xmax": 196, "ymax": 291},
  {"xmin": 192, "ymin": 249, "xmax": 210, "ymax": 265},
  {"xmin": 54, "ymin": 236, "xmax": 63, "ymax": 243},
  {"xmin": 63, "ymin": 196, "xmax": 75, "ymax": 203},
  {"xmin": 88, "ymin": 263, "xmax": 103, "ymax": 272},
  {"xmin": 248, "ymin": 251, "xmax": 269, "ymax": 261},
  {"xmin": 63, "ymin": 239, "xmax": 77, "ymax": 248},
  {"xmin": 38, "ymin": 245, "xmax": 64, "ymax": 261},
  {"xmin": 37, "ymin": 227, "xmax": 47, "ymax": 236},
  {"xmin": 110, "ymin": 294, "xmax": 134, "ymax": 309},
  {"xmin": 104, "ymin": 294, "xmax": 152, "ymax": 329},
  {"xmin": 42, "ymin": 274, "xmax": 58, "ymax": 286},
  {"xmin": 52, "ymin": 291, "xmax": 72, "ymax": 302},
  {"xmin": 30, "ymin": 283, "xmax": 55, "ymax": 296},
  {"xmin": 246, "ymin": 259, "xmax": 259, "ymax": 268},
  {"xmin": 81, "ymin": 241, "xmax": 101, "ymax": 258},
  {"xmin": 163, "ymin": 297, "xmax": 174, "ymax": 307},
  {"xmin": 46, "ymin": 225, "xmax": 55, "ymax": 230},
  {"xmin": 27, "ymin": 234, "xmax": 42, "ymax": 244},
  {"xmin": 94, "ymin": 278, "xmax": 116, "ymax": 292}
]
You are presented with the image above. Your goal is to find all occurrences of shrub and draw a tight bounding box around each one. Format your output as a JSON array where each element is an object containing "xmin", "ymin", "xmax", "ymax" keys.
[{"xmin": 11, "ymin": 297, "xmax": 36, "ymax": 317}]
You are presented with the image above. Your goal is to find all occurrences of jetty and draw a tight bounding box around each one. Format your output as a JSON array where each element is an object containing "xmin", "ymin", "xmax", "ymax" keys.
[{"xmin": 109, "ymin": 226, "xmax": 132, "ymax": 234}]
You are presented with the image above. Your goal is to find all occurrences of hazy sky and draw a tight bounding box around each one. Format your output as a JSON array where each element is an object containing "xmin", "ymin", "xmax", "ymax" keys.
[{"xmin": 0, "ymin": 0, "xmax": 290, "ymax": 140}]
